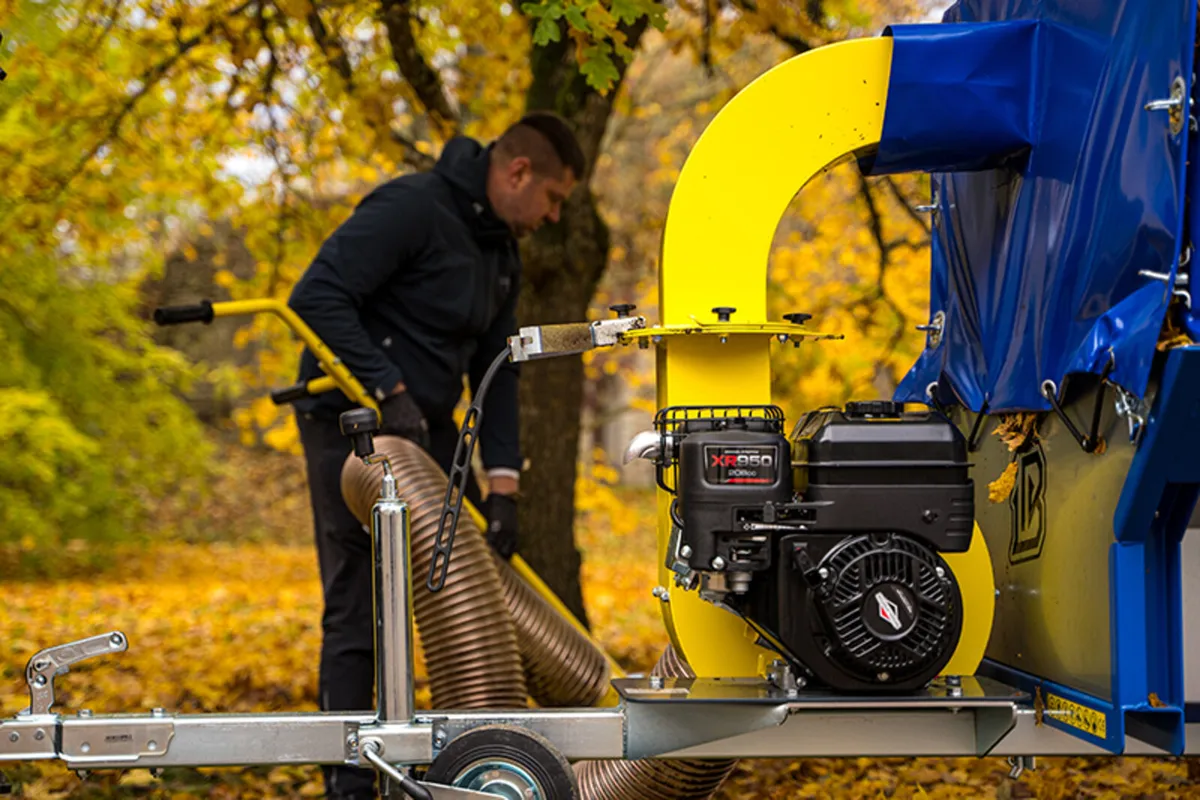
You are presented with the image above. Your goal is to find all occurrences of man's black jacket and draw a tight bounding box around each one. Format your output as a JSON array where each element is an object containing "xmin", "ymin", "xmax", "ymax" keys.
[{"xmin": 288, "ymin": 136, "xmax": 521, "ymax": 472}]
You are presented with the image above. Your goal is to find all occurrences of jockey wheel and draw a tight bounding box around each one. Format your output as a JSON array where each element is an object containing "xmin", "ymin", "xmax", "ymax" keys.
[{"xmin": 422, "ymin": 724, "xmax": 578, "ymax": 800}]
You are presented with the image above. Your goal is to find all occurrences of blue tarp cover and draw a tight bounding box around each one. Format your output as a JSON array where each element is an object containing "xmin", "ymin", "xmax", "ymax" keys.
[{"xmin": 867, "ymin": 0, "xmax": 1196, "ymax": 412}]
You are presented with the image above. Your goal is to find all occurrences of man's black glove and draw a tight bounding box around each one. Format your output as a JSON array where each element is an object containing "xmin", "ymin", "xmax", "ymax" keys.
[
  {"xmin": 378, "ymin": 390, "xmax": 430, "ymax": 450},
  {"xmin": 484, "ymin": 493, "xmax": 518, "ymax": 559}
]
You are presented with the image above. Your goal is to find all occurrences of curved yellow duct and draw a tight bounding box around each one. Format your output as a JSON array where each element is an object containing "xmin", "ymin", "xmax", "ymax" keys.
[{"xmin": 654, "ymin": 36, "xmax": 995, "ymax": 679}]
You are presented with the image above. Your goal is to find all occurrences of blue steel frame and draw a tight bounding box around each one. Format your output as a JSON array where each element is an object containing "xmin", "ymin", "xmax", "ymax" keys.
[{"xmin": 982, "ymin": 346, "xmax": 1200, "ymax": 755}]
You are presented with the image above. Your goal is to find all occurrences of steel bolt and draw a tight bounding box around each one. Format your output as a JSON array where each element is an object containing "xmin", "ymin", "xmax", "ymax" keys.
[
  {"xmin": 818, "ymin": 567, "xmax": 830, "ymax": 580},
  {"xmin": 78, "ymin": 709, "xmax": 93, "ymax": 718},
  {"xmin": 680, "ymin": 545, "xmax": 693, "ymax": 558},
  {"xmin": 110, "ymin": 633, "xmax": 123, "ymax": 647},
  {"xmin": 8, "ymin": 732, "xmax": 18, "ymax": 743},
  {"xmin": 434, "ymin": 731, "xmax": 447, "ymax": 748},
  {"xmin": 649, "ymin": 676, "xmax": 664, "ymax": 690},
  {"xmin": 711, "ymin": 556, "xmax": 726, "ymax": 570},
  {"xmin": 946, "ymin": 674, "xmax": 961, "ymax": 687},
  {"xmin": 34, "ymin": 676, "xmax": 46, "ymax": 686},
  {"xmin": 935, "ymin": 566, "xmax": 945, "ymax": 578},
  {"xmin": 152, "ymin": 707, "xmax": 166, "ymax": 717},
  {"xmin": 877, "ymin": 672, "xmax": 890, "ymax": 682},
  {"xmin": 651, "ymin": 586, "xmax": 667, "ymax": 599},
  {"xmin": 34, "ymin": 730, "xmax": 44, "ymax": 741}
]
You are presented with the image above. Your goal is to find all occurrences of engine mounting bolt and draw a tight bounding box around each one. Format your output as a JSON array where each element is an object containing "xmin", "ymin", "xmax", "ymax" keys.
[
  {"xmin": 680, "ymin": 545, "xmax": 693, "ymax": 558},
  {"xmin": 946, "ymin": 674, "xmax": 961, "ymax": 687},
  {"xmin": 711, "ymin": 556, "xmax": 726, "ymax": 570},
  {"xmin": 818, "ymin": 567, "xmax": 830, "ymax": 580},
  {"xmin": 935, "ymin": 566, "xmax": 945, "ymax": 578},
  {"xmin": 649, "ymin": 676, "xmax": 664, "ymax": 690},
  {"xmin": 434, "ymin": 731, "xmax": 447, "ymax": 747}
]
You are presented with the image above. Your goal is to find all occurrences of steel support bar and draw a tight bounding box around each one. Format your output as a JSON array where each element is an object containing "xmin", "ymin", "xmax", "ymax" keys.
[
  {"xmin": 653, "ymin": 708, "xmax": 1007, "ymax": 759},
  {"xmin": 7, "ymin": 700, "xmax": 1180, "ymax": 770},
  {"xmin": 414, "ymin": 708, "xmax": 626, "ymax": 762},
  {"xmin": 993, "ymin": 710, "xmax": 1166, "ymax": 756},
  {"xmin": 58, "ymin": 713, "xmax": 373, "ymax": 769}
]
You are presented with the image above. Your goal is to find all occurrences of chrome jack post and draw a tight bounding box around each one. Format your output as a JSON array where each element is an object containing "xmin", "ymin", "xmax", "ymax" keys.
[{"xmin": 339, "ymin": 409, "xmax": 416, "ymax": 797}]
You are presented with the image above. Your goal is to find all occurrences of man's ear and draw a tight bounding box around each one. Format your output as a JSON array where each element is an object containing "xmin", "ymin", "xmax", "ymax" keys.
[{"xmin": 507, "ymin": 155, "xmax": 533, "ymax": 187}]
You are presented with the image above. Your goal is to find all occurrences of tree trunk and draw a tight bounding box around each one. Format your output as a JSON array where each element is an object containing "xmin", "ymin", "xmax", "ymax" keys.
[{"xmin": 516, "ymin": 22, "xmax": 646, "ymax": 629}]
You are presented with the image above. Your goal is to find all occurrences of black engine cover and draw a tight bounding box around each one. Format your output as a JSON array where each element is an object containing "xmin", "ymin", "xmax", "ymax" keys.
[
  {"xmin": 747, "ymin": 532, "xmax": 962, "ymax": 692},
  {"xmin": 792, "ymin": 402, "xmax": 974, "ymax": 553}
]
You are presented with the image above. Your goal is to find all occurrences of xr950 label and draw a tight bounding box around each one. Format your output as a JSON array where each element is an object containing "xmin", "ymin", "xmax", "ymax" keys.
[{"xmin": 704, "ymin": 446, "xmax": 777, "ymax": 485}]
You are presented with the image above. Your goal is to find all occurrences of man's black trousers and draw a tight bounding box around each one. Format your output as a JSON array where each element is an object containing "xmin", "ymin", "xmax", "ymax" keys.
[{"xmin": 296, "ymin": 411, "xmax": 482, "ymax": 799}]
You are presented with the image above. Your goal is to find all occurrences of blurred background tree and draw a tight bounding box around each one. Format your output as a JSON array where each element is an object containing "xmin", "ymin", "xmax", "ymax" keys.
[{"xmin": 0, "ymin": 0, "xmax": 937, "ymax": 619}]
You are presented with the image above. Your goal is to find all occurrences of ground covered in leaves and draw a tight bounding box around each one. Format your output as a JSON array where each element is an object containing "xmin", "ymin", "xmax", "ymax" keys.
[{"xmin": 0, "ymin": 447, "xmax": 1193, "ymax": 797}]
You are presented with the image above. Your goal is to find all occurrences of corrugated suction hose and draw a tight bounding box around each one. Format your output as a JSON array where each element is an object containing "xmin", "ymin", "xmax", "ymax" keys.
[
  {"xmin": 341, "ymin": 436, "xmax": 527, "ymax": 709},
  {"xmin": 574, "ymin": 645, "xmax": 738, "ymax": 799},
  {"xmin": 340, "ymin": 435, "xmax": 610, "ymax": 708}
]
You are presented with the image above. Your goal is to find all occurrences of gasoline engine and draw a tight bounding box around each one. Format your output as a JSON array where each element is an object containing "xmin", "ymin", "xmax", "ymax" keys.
[{"xmin": 629, "ymin": 401, "xmax": 973, "ymax": 692}]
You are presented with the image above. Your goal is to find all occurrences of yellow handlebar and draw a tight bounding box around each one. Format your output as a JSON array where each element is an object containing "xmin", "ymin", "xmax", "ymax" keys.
[{"xmin": 154, "ymin": 298, "xmax": 378, "ymax": 414}]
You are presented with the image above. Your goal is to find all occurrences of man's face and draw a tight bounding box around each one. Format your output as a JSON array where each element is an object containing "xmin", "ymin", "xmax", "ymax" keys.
[{"xmin": 494, "ymin": 156, "xmax": 577, "ymax": 238}]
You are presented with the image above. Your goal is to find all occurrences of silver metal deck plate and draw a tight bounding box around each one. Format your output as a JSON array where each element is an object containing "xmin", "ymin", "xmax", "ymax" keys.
[{"xmin": 612, "ymin": 674, "xmax": 1028, "ymax": 706}]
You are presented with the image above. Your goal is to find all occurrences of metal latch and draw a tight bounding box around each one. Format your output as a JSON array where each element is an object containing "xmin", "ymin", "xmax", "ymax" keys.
[
  {"xmin": 916, "ymin": 310, "xmax": 946, "ymax": 348},
  {"xmin": 1145, "ymin": 75, "xmax": 1188, "ymax": 136},
  {"xmin": 23, "ymin": 632, "xmax": 128, "ymax": 716}
]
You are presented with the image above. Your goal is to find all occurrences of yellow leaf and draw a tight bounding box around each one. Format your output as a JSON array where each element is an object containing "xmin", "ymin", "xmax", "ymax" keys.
[{"xmin": 988, "ymin": 460, "xmax": 1018, "ymax": 504}]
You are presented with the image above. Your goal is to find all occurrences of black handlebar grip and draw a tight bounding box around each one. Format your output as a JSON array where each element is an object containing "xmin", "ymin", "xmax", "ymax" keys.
[
  {"xmin": 270, "ymin": 383, "xmax": 311, "ymax": 406},
  {"xmin": 153, "ymin": 300, "xmax": 214, "ymax": 326}
]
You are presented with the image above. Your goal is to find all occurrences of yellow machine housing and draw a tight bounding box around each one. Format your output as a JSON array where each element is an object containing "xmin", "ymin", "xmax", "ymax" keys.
[{"xmin": 649, "ymin": 36, "xmax": 996, "ymax": 679}]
